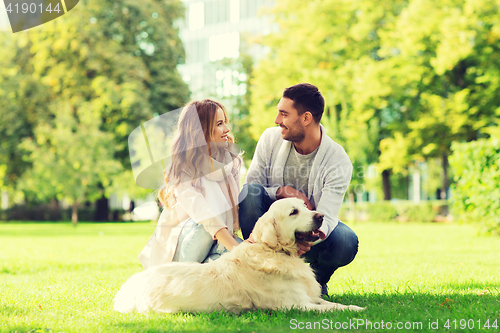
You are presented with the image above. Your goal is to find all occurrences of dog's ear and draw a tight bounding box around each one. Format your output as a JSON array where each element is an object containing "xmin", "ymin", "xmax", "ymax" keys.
[{"xmin": 252, "ymin": 214, "xmax": 279, "ymax": 249}]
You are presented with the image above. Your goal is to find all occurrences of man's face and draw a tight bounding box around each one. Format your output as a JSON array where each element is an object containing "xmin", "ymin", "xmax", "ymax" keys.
[{"xmin": 275, "ymin": 97, "xmax": 305, "ymax": 142}]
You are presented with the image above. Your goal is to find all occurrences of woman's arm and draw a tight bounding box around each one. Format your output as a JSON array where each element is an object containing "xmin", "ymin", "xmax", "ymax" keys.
[{"xmin": 214, "ymin": 227, "xmax": 240, "ymax": 251}]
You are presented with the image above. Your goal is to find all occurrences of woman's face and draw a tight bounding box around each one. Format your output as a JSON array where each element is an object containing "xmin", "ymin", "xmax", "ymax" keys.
[{"xmin": 212, "ymin": 108, "xmax": 230, "ymax": 142}]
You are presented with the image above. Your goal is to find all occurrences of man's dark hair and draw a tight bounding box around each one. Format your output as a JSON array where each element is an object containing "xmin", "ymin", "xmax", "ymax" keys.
[{"xmin": 283, "ymin": 83, "xmax": 325, "ymax": 123}]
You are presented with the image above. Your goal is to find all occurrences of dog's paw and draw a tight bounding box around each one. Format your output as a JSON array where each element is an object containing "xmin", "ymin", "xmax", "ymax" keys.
[{"xmin": 348, "ymin": 305, "xmax": 365, "ymax": 312}]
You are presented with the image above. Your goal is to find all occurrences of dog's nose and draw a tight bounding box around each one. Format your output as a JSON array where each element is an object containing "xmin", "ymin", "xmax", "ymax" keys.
[{"xmin": 314, "ymin": 213, "xmax": 324, "ymax": 223}]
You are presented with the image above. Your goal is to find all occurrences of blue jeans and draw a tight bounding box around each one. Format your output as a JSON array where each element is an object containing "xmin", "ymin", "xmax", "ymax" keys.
[
  {"xmin": 238, "ymin": 183, "xmax": 359, "ymax": 286},
  {"xmin": 172, "ymin": 219, "xmax": 243, "ymax": 263}
]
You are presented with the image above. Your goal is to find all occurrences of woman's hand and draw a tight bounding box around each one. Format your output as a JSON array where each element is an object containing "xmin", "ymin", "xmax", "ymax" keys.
[{"xmin": 214, "ymin": 227, "xmax": 240, "ymax": 252}]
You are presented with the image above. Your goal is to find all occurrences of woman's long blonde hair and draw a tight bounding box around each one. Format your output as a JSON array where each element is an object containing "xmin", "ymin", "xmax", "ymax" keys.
[{"xmin": 158, "ymin": 99, "xmax": 239, "ymax": 207}]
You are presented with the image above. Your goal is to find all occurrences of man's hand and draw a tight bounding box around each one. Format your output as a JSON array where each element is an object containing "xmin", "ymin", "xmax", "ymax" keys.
[
  {"xmin": 297, "ymin": 240, "xmax": 313, "ymax": 256},
  {"xmin": 276, "ymin": 186, "xmax": 315, "ymax": 210},
  {"xmin": 246, "ymin": 225, "xmax": 312, "ymax": 256},
  {"xmin": 244, "ymin": 233, "xmax": 256, "ymax": 244}
]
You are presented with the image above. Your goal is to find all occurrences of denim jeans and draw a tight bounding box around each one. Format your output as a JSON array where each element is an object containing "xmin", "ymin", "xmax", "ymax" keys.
[
  {"xmin": 172, "ymin": 219, "xmax": 243, "ymax": 263},
  {"xmin": 238, "ymin": 183, "xmax": 359, "ymax": 286}
]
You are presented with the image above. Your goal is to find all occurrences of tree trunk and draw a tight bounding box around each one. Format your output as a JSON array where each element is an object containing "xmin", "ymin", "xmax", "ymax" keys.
[
  {"xmin": 94, "ymin": 195, "xmax": 109, "ymax": 222},
  {"xmin": 441, "ymin": 153, "xmax": 449, "ymax": 200},
  {"xmin": 413, "ymin": 167, "xmax": 421, "ymax": 203},
  {"xmin": 72, "ymin": 201, "xmax": 78, "ymax": 226},
  {"xmin": 382, "ymin": 169, "xmax": 391, "ymax": 201},
  {"xmin": 348, "ymin": 191, "xmax": 356, "ymax": 222}
]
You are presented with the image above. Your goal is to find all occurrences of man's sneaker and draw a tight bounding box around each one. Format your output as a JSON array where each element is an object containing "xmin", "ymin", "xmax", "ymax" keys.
[{"xmin": 321, "ymin": 284, "xmax": 329, "ymax": 298}]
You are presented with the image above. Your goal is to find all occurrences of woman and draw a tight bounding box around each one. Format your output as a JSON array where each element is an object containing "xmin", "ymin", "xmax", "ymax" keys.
[{"xmin": 139, "ymin": 99, "xmax": 242, "ymax": 268}]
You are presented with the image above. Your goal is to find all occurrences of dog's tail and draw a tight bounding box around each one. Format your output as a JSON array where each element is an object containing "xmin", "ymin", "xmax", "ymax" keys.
[{"xmin": 113, "ymin": 272, "xmax": 144, "ymax": 313}]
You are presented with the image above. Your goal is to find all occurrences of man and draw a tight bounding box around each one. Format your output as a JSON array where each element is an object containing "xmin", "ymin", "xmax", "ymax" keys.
[{"xmin": 239, "ymin": 83, "xmax": 358, "ymax": 297}]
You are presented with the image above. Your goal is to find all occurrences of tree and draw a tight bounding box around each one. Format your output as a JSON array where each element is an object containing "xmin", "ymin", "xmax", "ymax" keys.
[
  {"xmin": 450, "ymin": 134, "xmax": 500, "ymax": 235},
  {"xmin": 25, "ymin": 0, "xmax": 190, "ymax": 166},
  {"xmin": 19, "ymin": 101, "xmax": 122, "ymax": 225},
  {"xmin": 0, "ymin": 35, "xmax": 51, "ymax": 190},
  {"xmin": 249, "ymin": 0, "xmax": 500, "ymax": 201},
  {"xmin": 0, "ymin": 0, "xmax": 190, "ymax": 214},
  {"xmin": 377, "ymin": 0, "xmax": 500, "ymax": 199},
  {"xmin": 249, "ymin": 0, "xmax": 406, "ymax": 200}
]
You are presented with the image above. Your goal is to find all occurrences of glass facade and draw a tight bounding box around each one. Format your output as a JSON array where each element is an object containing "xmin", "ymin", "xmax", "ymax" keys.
[{"xmin": 177, "ymin": 0, "xmax": 275, "ymax": 100}]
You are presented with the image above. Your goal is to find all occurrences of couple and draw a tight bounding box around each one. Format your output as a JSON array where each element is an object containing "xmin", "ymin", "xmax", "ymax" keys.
[{"xmin": 138, "ymin": 83, "xmax": 358, "ymax": 297}]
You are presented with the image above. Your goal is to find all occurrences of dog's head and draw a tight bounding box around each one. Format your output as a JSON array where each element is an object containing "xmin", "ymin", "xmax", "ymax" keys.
[{"xmin": 251, "ymin": 198, "xmax": 326, "ymax": 256}]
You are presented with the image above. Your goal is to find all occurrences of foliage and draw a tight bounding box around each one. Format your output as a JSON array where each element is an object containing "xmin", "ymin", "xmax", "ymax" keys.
[
  {"xmin": 18, "ymin": 101, "xmax": 122, "ymax": 224},
  {"xmin": 396, "ymin": 202, "xmax": 438, "ymax": 223},
  {"xmin": 422, "ymin": 158, "xmax": 449, "ymax": 200},
  {"xmin": 1, "ymin": 222, "xmax": 499, "ymax": 332},
  {"xmin": 249, "ymin": 0, "xmax": 500, "ymax": 199},
  {"xmin": 389, "ymin": 172, "xmax": 410, "ymax": 199},
  {"xmin": 0, "ymin": 205, "xmax": 127, "ymax": 222},
  {"xmin": 0, "ymin": 165, "xmax": 5, "ymax": 189},
  {"xmin": 376, "ymin": 0, "xmax": 500, "ymax": 190},
  {"xmin": 0, "ymin": 35, "xmax": 51, "ymax": 188},
  {"xmin": 450, "ymin": 137, "xmax": 500, "ymax": 235},
  {"xmin": 367, "ymin": 202, "xmax": 398, "ymax": 222},
  {"xmin": 405, "ymin": 203, "xmax": 436, "ymax": 222},
  {"xmin": 341, "ymin": 200, "xmax": 445, "ymax": 222},
  {"xmin": 0, "ymin": 0, "xmax": 190, "ymax": 208},
  {"xmin": 105, "ymin": 169, "xmax": 152, "ymax": 200},
  {"xmin": 248, "ymin": 0, "xmax": 409, "ymax": 196}
]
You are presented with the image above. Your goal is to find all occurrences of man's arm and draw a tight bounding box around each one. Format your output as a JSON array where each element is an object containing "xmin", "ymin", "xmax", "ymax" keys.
[
  {"xmin": 244, "ymin": 129, "xmax": 281, "ymax": 199},
  {"xmin": 315, "ymin": 161, "xmax": 353, "ymax": 239},
  {"xmin": 276, "ymin": 186, "xmax": 315, "ymax": 256}
]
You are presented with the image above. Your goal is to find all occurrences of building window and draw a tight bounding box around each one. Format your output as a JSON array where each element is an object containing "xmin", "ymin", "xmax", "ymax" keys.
[
  {"xmin": 186, "ymin": 39, "xmax": 209, "ymax": 63},
  {"xmin": 204, "ymin": 0, "xmax": 231, "ymax": 25},
  {"xmin": 240, "ymin": 0, "xmax": 258, "ymax": 19},
  {"xmin": 230, "ymin": 0, "xmax": 239, "ymax": 23},
  {"xmin": 189, "ymin": 2, "xmax": 204, "ymax": 31},
  {"xmin": 204, "ymin": 0, "xmax": 213, "ymax": 25},
  {"xmin": 209, "ymin": 31, "xmax": 240, "ymax": 61}
]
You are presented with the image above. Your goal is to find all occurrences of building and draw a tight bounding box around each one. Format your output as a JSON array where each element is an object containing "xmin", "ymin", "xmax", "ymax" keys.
[{"xmin": 176, "ymin": 0, "xmax": 275, "ymax": 100}]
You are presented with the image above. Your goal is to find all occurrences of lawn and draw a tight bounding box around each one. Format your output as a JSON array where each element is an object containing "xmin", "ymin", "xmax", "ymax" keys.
[{"xmin": 0, "ymin": 221, "xmax": 499, "ymax": 332}]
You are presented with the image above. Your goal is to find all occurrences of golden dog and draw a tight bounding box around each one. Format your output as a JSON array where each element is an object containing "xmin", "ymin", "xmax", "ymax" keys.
[{"xmin": 113, "ymin": 198, "xmax": 364, "ymax": 313}]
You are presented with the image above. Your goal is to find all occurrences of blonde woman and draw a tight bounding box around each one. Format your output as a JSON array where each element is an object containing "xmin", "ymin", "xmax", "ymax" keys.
[{"xmin": 139, "ymin": 100, "xmax": 242, "ymax": 268}]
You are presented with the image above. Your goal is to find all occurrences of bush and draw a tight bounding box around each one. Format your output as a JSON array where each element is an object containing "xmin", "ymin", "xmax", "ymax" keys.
[
  {"xmin": 0, "ymin": 205, "xmax": 128, "ymax": 222},
  {"xmin": 367, "ymin": 202, "xmax": 398, "ymax": 222},
  {"xmin": 399, "ymin": 202, "xmax": 437, "ymax": 222},
  {"xmin": 450, "ymin": 138, "xmax": 500, "ymax": 235},
  {"xmin": 341, "ymin": 200, "xmax": 447, "ymax": 222},
  {"xmin": 4, "ymin": 204, "xmax": 64, "ymax": 221}
]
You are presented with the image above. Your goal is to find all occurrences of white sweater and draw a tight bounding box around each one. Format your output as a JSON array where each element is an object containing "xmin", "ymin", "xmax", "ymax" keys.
[
  {"xmin": 245, "ymin": 125, "xmax": 353, "ymax": 238},
  {"xmin": 139, "ymin": 150, "xmax": 240, "ymax": 269}
]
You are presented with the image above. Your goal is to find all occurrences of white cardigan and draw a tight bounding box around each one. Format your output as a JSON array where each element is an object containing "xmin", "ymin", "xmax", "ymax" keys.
[
  {"xmin": 139, "ymin": 151, "xmax": 240, "ymax": 269},
  {"xmin": 245, "ymin": 125, "xmax": 352, "ymax": 239}
]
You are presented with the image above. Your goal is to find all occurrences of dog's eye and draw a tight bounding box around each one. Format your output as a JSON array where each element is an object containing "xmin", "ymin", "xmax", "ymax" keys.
[{"xmin": 290, "ymin": 208, "xmax": 299, "ymax": 216}]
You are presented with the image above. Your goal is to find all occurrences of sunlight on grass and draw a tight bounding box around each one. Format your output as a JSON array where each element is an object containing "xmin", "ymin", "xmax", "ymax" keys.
[{"xmin": 1, "ymin": 221, "xmax": 499, "ymax": 332}]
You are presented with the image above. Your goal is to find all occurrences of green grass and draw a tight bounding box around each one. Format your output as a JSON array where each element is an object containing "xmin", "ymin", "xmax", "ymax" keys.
[{"xmin": 0, "ymin": 221, "xmax": 499, "ymax": 332}]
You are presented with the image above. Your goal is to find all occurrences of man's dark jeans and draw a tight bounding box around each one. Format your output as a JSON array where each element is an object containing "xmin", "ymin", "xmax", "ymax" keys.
[{"xmin": 238, "ymin": 183, "xmax": 358, "ymax": 286}]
